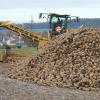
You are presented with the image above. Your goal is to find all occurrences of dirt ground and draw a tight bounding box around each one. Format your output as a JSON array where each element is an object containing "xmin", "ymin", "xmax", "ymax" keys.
[{"xmin": 0, "ymin": 62, "xmax": 100, "ymax": 100}]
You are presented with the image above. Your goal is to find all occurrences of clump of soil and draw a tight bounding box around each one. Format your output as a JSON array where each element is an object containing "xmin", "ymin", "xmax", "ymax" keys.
[{"xmin": 8, "ymin": 27, "xmax": 100, "ymax": 91}]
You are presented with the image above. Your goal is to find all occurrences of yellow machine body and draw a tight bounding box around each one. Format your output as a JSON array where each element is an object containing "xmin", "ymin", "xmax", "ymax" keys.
[
  {"xmin": 0, "ymin": 21, "xmax": 49, "ymax": 48},
  {"xmin": 0, "ymin": 21, "xmax": 49, "ymax": 62},
  {"xmin": 0, "ymin": 14, "xmax": 79, "ymax": 61}
]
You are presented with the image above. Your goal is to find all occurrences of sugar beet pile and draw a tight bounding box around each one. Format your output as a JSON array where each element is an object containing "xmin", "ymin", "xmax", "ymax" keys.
[{"xmin": 8, "ymin": 27, "xmax": 100, "ymax": 91}]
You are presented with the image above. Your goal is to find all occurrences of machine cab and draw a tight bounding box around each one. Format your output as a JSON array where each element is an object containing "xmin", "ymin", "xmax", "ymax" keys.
[
  {"xmin": 49, "ymin": 14, "xmax": 70, "ymax": 34},
  {"xmin": 39, "ymin": 13, "xmax": 79, "ymax": 38}
]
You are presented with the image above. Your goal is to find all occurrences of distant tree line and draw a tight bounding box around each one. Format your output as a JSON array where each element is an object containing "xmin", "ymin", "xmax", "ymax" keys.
[{"xmin": 19, "ymin": 18, "xmax": 100, "ymax": 30}]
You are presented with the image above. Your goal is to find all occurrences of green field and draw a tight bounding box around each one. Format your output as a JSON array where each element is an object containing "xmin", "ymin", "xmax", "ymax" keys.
[
  {"xmin": 0, "ymin": 49, "xmax": 4, "ymax": 54},
  {"xmin": 0, "ymin": 47, "xmax": 38, "ymax": 56},
  {"xmin": 13, "ymin": 47, "xmax": 37, "ymax": 53}
]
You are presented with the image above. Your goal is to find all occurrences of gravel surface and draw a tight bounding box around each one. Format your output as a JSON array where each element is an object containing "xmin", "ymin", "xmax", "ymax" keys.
[
  {"xmin": 0, "ymin": 62, "xmax": 100, "ymax": 100},
  {"xmin": 0, "ymin": 75, "xmax": 100, "ymax": 100}
]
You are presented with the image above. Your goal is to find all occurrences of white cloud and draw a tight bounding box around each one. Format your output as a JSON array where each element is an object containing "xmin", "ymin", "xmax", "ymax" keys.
[
  {"xmin": 0, "ymin": 0, "xmax": 100, "ymax": 9},
  {"xmin": 0, "ymin": 0, "xmax": 100, "ymax": 22}
]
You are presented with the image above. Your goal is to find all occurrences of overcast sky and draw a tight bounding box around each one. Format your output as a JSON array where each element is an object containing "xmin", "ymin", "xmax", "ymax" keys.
[{"xmin": 0, "ymin": 0, "xmax": 100, "ymax": 23}]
